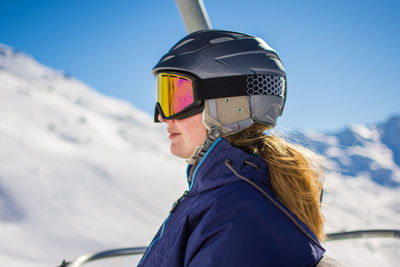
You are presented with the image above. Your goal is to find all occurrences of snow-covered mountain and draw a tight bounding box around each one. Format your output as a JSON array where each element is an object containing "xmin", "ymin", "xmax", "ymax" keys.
[
  {"xmin": 0, "ymin": 44, "xmax": 399, "ymax": 267},
  {"xmin": 302, "ymin": 117, "xmax": 400, "ymax": 187}
]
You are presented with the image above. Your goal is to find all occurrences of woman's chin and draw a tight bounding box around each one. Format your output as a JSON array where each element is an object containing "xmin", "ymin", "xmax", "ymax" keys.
[{"xmin": 170, "ymin": 146, "xmax": 190, "ymax": 159}]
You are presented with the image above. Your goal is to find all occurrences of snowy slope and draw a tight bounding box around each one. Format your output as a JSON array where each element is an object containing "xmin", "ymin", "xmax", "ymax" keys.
[
  {"xmin": 0, "ymin": 44, "xmax": 399, "ymax": 266},
  {"xmin": 0, "ymin": 44, "xmax": 188, "ymax": 266}
]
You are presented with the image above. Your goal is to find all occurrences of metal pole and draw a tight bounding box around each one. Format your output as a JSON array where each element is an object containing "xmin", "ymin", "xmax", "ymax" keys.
[
  {"xmin": 175, "ymin": 0, "xmax": 212, "ymax": 33},
  {"xmin": 61, "ymin": 230, "xmax": 400, "ymax": 266},
  {"xmin": 327, "ymin": 229, "xmax": 400, "ymax": 241},
  {"xmin": 61, "ymin": 247, "xmax": 147, "ymax": 267}
]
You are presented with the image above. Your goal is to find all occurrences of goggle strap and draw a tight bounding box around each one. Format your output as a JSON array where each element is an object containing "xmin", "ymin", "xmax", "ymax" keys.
[
  {"xmin": 197, "ymin": 76, "xmax": 247, "ymax": 100},
  {"xmin": 197, "ymin": 74, "xmax": 285, "ymax": 100}
]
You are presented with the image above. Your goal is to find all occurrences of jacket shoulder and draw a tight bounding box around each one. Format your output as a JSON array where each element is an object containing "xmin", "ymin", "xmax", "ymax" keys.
[{"xmin": 186, "ymin": 180, "xmax": 324, "ymax": 266}]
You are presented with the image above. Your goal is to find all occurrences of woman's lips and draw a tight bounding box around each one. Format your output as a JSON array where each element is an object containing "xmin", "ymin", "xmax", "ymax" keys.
[
  {"xmin": 168, "ymin": 129, "xmax": 180, "ymax": 140},
  {"xmin": 169, "ymin": 133, "xmax": 180, "ymax": 139}
]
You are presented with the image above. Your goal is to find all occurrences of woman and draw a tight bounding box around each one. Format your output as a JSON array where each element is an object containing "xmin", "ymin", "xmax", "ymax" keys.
[{"xmin": 138, "ymin": 30, "xmax": 326, "ymax": 266}]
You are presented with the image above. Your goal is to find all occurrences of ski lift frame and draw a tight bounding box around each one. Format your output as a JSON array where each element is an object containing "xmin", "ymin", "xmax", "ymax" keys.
[{"xmin": 59, "ymin": 230, "xmax": 400, "ymax": 267}]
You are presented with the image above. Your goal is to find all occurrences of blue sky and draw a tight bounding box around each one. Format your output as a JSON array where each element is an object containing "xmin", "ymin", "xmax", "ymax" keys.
[{"xmin": 1, "ymin": 0, "xmax": 399, "ymax": 131}]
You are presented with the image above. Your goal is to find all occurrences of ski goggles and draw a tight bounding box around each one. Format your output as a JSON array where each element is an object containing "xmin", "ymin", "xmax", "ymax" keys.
[
  {"xmin": 154, "ymin": 71, "xmax": 286, "ymax": 122},
  {"xmin": 154, "ymin": 72, "xmax": 204, "ymax": 121}
]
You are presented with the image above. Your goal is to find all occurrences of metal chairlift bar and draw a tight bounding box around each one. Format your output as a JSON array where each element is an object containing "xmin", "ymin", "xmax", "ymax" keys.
[
  {"xmin": 63, "ymin": 230, "xmax": 400, "ymax": 266},
  {"xmin": 326, "ymin": 229, "xmax": 400, "ymax": 241},
  {"xmin": 63, "ymin": 247, "xmax": 147, "ymax": 267}
]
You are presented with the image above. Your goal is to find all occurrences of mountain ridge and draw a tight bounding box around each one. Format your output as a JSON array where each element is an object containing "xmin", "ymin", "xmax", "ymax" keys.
[{"xmin": 300, "ymin": 114, "xmax": 400, "ymax": 187}]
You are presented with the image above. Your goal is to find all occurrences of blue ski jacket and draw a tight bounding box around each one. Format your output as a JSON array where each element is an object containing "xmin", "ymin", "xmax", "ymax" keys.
[{"xmin": 138, "ymin": 138, "xmax": 325, "ymax": 266}]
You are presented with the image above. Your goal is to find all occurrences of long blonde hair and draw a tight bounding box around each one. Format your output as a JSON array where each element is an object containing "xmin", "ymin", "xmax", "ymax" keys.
[{"xmin": 226, "ymin": 123, "xmax": 325, "ymax": 241}]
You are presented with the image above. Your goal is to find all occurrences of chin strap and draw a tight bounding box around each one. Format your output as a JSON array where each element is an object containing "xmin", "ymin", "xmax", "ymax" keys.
[
  {"xmin": 187, "ymin": 127, "xmax": 222, "ymax": 185},
  {"xmin": 186, "ymin": 145, "xmax": 202, "ymax": 165}
]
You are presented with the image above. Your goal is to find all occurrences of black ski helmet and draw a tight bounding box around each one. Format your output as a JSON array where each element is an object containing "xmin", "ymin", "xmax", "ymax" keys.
[{"xmin": 153, "ymin": 29, "xmax": 286, "ymax": 135}]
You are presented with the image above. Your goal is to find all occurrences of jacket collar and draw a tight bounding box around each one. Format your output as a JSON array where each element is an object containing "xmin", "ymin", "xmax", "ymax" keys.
[{"xmin": 187, "ymin": 138, "xmax": 271, "ymax": 194}]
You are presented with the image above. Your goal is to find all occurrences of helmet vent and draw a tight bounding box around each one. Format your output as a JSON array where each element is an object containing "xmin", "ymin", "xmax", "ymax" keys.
[
  {"xmin": 172, "ymin": 38, "xmax": 195, "ymax": 50},
  {"xmin": 209, "ymin": 37, "xmax": 234, "ymax": 44},
  {"xmin": 231, "ymin": 33, "xmax": 250, "ymax": 39},
  {"xmin": 161, "ymin": 55, "xmax": 175, "ymax": 62},
  {"xmin": 246, "ymin": 74, "xmax": 285, "ymax": 97}
]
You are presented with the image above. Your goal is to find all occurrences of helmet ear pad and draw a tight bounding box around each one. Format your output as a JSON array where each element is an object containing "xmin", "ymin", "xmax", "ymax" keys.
[
  {"xmin": 202, "ymin": 95, "xmax": 284, "ymax": 136},
  {"xmin": 202, "ymin": 96, "xmax": 253, "ymax": 136}
]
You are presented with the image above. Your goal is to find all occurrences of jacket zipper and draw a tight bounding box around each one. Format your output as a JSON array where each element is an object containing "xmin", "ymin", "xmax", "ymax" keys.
[{"xmin": 170, "ymin": 190, "xmax": 188, "ymax": 213}]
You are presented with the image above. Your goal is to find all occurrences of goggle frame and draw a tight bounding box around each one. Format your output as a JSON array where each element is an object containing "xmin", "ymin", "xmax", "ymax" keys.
[{"xmin": 154, "ymin": 71, "xmax": 204, "ymax": 122}]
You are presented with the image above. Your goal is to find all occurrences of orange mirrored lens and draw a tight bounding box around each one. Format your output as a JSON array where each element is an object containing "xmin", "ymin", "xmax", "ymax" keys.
[{"xmin": 157, "ymin": 73, "xmax": 194, "ymax": 117}]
